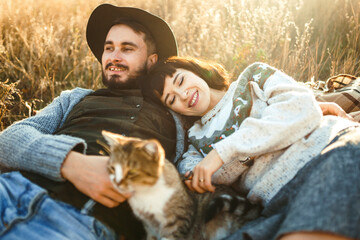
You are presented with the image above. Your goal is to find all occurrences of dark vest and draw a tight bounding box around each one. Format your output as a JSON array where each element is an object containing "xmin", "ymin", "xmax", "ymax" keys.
[{"xmin": 21, "ymin": 88, "xmax": 176, "ymax": 239}]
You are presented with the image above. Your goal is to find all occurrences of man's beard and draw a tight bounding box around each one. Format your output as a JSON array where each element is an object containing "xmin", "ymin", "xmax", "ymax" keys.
[{"xmin": 102, "ymin": 62, "xmax": 148, "ymax": 89}]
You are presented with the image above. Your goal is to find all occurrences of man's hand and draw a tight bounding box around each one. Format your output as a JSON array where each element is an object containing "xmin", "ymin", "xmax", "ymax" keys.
[
  {"xmin": 61, "ymin": 151, "xmax": 131, "ymax": 208},
  {"xmin": 184, "ymin": 149, "xmax": 224, "ymax": 193},
  {"xmin": 318, "ymin": 102, "xmax": 354, "ymax": 121}
]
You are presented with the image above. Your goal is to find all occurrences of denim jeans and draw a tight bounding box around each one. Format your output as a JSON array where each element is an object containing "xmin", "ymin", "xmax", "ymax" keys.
[{"xmin": 0, "ymin": 172, "xmax": 117, "ymax": 240}]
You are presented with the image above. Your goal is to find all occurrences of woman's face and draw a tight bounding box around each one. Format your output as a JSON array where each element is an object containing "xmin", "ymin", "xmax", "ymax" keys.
[{"xmin": 160, "ymin": 68, "xmax": 212, "ymax": 116}]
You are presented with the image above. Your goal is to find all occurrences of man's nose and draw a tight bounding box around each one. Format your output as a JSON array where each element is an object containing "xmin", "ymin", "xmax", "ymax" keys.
[{"xmin": 111, "ymin": 49, "xmax": 123, "ymax": 61}]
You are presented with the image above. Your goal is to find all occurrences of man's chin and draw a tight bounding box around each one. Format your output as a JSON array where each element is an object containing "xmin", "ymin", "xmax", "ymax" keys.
[{"xmin": 102, "ymin": 74, "xmax": 139, "ymax": 89}]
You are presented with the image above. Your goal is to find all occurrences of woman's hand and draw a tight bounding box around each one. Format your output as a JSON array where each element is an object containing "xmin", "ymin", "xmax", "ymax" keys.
[
  {"xmin": 318, "ymin": 102, "xmax": 354, "ymax": 121},
  {"xmin": 184, "ymin": 149, "xmax": 224, "ymax": 193}
]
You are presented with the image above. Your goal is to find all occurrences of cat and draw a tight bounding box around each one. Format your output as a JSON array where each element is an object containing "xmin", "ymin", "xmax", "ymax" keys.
[{"xmin": 101, "ymin": 130, "xmax": 261, "ymax": 240}]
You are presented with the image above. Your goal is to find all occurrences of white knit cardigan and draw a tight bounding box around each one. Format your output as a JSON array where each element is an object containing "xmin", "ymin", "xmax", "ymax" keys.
[{"xmin": 178, "ymin": 63, "xmax": 358, "ymax": 205}]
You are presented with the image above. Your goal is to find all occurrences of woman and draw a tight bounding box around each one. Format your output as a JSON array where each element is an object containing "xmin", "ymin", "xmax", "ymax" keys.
[{"xmin": 143, "ymin": 57, "xmax": 360, "ymax": 240}]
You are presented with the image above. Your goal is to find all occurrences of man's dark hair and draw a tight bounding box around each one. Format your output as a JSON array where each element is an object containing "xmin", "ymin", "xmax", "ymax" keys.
[{"xmin": 110, "ymin": 18, "xmax": 157, "ymax": 55}]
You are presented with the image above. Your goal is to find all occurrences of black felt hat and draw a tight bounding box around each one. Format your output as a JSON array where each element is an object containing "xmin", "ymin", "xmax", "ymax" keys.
[{"xmin": 86, "ymin": 4, "xmax": 178, "ymax": 63}]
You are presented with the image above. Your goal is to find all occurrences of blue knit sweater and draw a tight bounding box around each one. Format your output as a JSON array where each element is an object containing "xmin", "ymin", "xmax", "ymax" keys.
[{"xmin": 0, "ymin": 87, "xmax": 186, "ymax": 181}]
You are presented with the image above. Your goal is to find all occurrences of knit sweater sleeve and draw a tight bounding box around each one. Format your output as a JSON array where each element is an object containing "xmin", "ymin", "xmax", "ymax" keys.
[
  {"xmin": 0, "ymin": 88, "xmax": 91, "ymax": 181},
  {"xmin": 214, "ymin": 68, "xmax": 323, "ymax": 164},
  {"xmin": 177, "ymin": 143, "xmax": 204, "ymax": 174}
]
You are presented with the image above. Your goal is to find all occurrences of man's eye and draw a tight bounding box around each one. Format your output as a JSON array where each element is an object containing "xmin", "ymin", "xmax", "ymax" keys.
[
  {"xmin": 123, "ymin": 47, "xmax": 134, "ymax": 52},
  {"xmin": 105, "ymin": 46, "xmax": 113, "ymax": 51}
]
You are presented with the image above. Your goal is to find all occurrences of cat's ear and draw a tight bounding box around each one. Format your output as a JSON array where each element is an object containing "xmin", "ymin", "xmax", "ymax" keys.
[
  {"xmin": 102, "ymin": 130, "xmax": 125, "ymax": 146},
  {"xmin": 143, "ymin": 141, "xmax": 159, "ymax": 156},
  {"xmin": 143, "ymin": 140, "xmax": 165, "ymax": 160}
]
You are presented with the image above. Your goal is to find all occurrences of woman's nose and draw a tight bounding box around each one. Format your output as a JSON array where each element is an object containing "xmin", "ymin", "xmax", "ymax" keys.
[
  {"xmin": 174, "ymin": 88, "xmax": 188, "ymax": 100},
  {"xmin": 179, "ymin": 89, "xmax": 188, "ymax": 100}
]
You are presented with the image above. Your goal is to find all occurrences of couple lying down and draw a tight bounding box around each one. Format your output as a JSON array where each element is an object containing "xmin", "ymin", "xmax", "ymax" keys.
[{"xmin": 141, "ymin": 57, "xmax": 360, "ymax": 240}]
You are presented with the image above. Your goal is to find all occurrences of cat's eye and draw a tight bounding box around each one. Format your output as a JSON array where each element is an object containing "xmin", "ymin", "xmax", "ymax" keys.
[
  {"xmin": 127, "ymin": 169, "xmax": 138, "ymax": 178},
  {"xmin": 108, "ymin": 165, "xmax": 115, "ymax": 173}
]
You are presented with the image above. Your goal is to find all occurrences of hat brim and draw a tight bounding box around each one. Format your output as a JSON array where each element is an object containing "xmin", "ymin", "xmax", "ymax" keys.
[{"xmin": 86, "ymin": 4, "xmax": 178, "ymax": 63}]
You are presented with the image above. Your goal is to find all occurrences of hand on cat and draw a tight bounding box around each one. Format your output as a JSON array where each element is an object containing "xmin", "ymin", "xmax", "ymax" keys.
[
  {"xmin": 184, "ymin": 149, "xmax": 224, "ymax": 193},
  {"xmin": 61, "ymin": 151, "xmax": 132, "ymax": 207}
]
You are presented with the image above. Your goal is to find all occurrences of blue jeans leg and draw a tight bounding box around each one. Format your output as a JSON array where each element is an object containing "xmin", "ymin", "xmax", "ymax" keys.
[{"xmin": 0, "ymin": 171, "xmax": 117, "ymax": 240}]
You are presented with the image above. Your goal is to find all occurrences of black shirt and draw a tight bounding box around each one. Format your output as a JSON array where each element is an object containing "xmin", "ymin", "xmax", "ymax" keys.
[{"xmin": 54, "ymin": 88, "xmax": 176, "ymax": 158}]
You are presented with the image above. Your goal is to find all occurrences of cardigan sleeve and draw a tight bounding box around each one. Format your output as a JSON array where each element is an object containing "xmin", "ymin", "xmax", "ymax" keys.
[
  {"xmin": 177, "ymin": 144, "xmax": 204, "ymax": 174},
  {"xmin": 214, "ymin": 69, "xmax": 323, "ymax": 164},
  {"xmin": 0, "ymin": 88, "xmax": 90, "ymax": 181}
]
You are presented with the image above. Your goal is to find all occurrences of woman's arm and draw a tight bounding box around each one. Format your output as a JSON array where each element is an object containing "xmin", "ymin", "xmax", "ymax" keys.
[
  {"xmin": 192, "ymin": 63, "xmax": 323, "ymax": 192},
  {"xmin": 318, "ymin": 101, "xmax": 354, "ymax": 120},
  {"xmin": 184, "ymin": 148, "xmax": 223, "ymax": 193},
  {"xmin": 178, "ymin": 144, "xmax": 204, "ymax": 173},
  {"xmin": 215, "ymin": 68, "xmax": 322, "ymax": 163}
]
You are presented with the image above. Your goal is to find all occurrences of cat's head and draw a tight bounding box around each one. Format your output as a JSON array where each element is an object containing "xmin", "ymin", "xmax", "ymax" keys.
[{"xmin": 102, "ymin": 130, "xmax": 165, "ymax": 193}]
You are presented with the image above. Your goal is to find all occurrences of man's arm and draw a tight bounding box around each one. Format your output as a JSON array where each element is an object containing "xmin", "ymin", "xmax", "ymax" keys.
[
  {"xmin": 0, "ymin": 88, "xmax": 90, "ymax": 181},
  {"xmin": 0, "ymin": 88, "xmax": 129, "ymax": 207}
]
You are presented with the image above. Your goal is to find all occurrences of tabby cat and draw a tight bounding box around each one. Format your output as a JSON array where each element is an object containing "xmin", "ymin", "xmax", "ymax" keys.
[{"xmin": 102, "ymin": 130, "xmax": 261, "ymax": 240}]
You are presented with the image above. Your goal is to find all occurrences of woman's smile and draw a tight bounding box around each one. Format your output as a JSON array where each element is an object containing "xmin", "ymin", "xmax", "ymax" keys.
[
  {"xmin": 189, "ymin": 90, "xmax": 199, "ymax": 107},
  {"xmin": 161, "ymin": 68, "xmax": 212, "ymax": 116},
  {"xmin": 160, "ymin": 68, "xmax": 225, "ymax": 117}
]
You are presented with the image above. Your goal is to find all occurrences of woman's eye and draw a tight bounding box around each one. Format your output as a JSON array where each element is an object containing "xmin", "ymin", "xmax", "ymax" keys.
[
  {"xmin": 179, "ymin": 76, "xmax": 184, "ymax": 86},
  {"xmin": 169, "ymin": 96, "xmax": 175, "ymax": 105}
]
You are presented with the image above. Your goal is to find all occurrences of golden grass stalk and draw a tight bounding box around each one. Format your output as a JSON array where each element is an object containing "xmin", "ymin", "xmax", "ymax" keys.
[{"xmin": 1, "ymin": 0, "xmax": 359, "ymax": 129}]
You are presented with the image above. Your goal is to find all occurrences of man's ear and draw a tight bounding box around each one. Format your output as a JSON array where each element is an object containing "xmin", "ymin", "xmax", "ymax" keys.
[{"xmin": 147, "ymin": 53, "xmax": 158, "ymax": 70}]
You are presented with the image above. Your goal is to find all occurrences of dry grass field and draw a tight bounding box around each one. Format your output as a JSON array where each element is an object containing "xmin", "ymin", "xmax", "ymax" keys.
[{"xmin": 1, "ymin": 0, "xmax": 360, "ymax": 130}]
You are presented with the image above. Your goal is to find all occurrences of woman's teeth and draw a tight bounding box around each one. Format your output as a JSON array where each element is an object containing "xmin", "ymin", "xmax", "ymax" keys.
[{"xmin": 190, "ymin": 91, "xmax": 198, "ymax": 107}]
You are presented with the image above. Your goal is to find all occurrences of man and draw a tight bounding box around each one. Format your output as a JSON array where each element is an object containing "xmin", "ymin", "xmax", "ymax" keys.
[{"xmin": 0, "ymin": 4, "xmax": 184, "ymax": 239}]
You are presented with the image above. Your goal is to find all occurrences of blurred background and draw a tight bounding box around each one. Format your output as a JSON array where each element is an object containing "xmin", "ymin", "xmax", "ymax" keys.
[{"xmin": 1, "ymin": 0, "xmax": 359, "ymax": 130}]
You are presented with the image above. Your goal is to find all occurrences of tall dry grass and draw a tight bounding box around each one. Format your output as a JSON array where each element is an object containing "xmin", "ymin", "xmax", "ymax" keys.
[{"xmin": 1, "ymin": 0, "xmax": 360, "ymax": 130}]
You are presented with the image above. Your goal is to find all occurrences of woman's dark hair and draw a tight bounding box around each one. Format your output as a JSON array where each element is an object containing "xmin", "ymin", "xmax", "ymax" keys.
[
  {"xmin": 142, "ymin": 56, "xmax": 230, "ymax": 128},
  {"xmin": 143, "ymin": 56, "xmax": 230, "ymax": 104}
]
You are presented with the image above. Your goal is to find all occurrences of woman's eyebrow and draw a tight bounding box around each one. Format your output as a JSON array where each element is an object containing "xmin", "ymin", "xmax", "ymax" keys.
[
  {"xmin": 164, "ymin": 93, "xmax": 170, "ymax": 105},
  {"xmin": 173, "ymin": 73, "xmax": 180, "ymax": 85}
]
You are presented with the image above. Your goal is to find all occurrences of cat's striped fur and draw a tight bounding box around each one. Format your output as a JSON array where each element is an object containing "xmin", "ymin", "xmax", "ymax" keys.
[{"xmin": 102, "ymin": 130, "xmax": 261, "ymax": 240}]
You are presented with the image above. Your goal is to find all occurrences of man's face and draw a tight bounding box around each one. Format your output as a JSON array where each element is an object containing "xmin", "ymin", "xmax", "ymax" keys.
[{"xmin": 101, "ymin": 24, "xmax": 156, "ymax": 88}]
